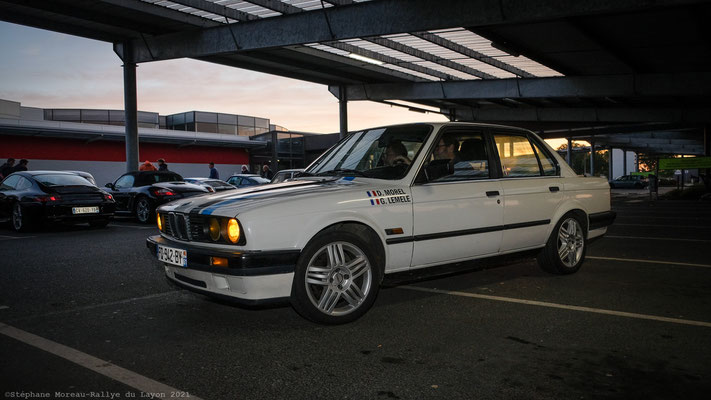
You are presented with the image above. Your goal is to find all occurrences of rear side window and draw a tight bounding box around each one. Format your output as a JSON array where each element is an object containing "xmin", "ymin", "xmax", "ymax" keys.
[
  {"xmin": 16, "ymin": 177, "xmax": 33, "ymax": 190},
  {"xmin": 494, "ymin": 134, "xmax": 541, "ymax": 177},
  {"xmin": 0, "ymin": 175, "xmax": 21, "ymax": 190},
  {"xmin": 531, "ymin": 141, "xmax": 558, "ymax": 176}
]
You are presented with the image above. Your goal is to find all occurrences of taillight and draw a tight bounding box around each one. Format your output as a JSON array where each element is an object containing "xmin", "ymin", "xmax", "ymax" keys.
[
  {"xmin": 206, "ymin": 187, "xmax": 215, "ymax": 193},
  {"xmin": 35, "ymin": 195, "xmax": 60, "ymax": 202},
  {"xmin": 104, "ymin": 193, "xmax": 114, "ymax": 201},
  {"xmin": 151, "ymin": 188, "xmax": 176, "ymax": 196}
]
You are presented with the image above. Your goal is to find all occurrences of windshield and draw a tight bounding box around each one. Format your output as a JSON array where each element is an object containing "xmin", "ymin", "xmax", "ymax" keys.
[
  {"xmin": 307, "ymin": 124, "xmax": 432, "ymax": 180},
  {"xmin": 35, "ymin": 174, "xmax": 94, "ymax": 187}
]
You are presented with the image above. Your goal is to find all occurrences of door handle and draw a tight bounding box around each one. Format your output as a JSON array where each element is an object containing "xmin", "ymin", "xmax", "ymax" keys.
[
  {"xmin": 486, "ymin": 191, "xmax": 500, "ymax": 197},
  {"xmin": 549, "ymin": 186, "xmax": 560, "ymax": 193}
]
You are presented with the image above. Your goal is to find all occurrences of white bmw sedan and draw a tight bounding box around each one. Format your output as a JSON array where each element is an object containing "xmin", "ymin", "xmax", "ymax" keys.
[{"xmin": 147, "ymin": 123, "xmax": 615, "ymax": 324}]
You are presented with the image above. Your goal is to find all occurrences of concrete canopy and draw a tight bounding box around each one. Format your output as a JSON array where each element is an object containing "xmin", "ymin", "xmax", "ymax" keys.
[{"xmin": 2, "ymin": 0, "xmax": 711, "ymax": 155}]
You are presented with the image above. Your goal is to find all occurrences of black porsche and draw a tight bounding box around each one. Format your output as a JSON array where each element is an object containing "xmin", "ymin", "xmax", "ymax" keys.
[
  {"xmin": 0, "ymin": 171, "xmax": 116, "ymax": 231},
  {"xmin": 105, "ymin": 171, "xmax": 209, "ymax": 223}
]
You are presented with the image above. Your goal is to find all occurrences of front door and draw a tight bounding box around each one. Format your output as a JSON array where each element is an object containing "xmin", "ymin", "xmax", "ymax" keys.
[
  {"xmin": 411, "ymin": 129, "xmax": 504, "ymax": 268},
  {"xmin": 111, "ymin": 174, "xmax": 135, "ymax": 212}
]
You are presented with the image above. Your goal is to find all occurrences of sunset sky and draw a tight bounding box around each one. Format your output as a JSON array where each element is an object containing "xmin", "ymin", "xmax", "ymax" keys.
[{"xmin": 0, "ymin": 21, "xmax": 449, "ymax": 134}]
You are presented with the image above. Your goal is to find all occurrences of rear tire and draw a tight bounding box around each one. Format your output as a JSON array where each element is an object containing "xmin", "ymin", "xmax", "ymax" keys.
[
  {"xmin": 291, "ymin": 228, "xmax": 382, "ymax": 325},
  {"xmin": 135, "ymin": 197, "xmax": 153, "ymax": 224},
  {"xmin": 11, "ymin": 202, "xmax": 33, "ymax": 232},
  {"xmin": 537, "ymin": 212, "xmax": 587, "ymax": 275}
]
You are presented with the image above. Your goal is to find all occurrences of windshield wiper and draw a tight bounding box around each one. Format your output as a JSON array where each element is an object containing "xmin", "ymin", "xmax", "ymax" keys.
[{"xmin": 315, "ymin": 169, "xmax": 367, "ymax": 177}]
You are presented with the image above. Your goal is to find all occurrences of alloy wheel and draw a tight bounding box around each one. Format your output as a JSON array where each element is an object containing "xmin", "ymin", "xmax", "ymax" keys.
[
  {"xmin": 304, "ymin": 241, "xmax": 373, "ymax": 316},
  {"xmin": 557, "ymin": 218, "xmax": 584, "ymax": 267}
]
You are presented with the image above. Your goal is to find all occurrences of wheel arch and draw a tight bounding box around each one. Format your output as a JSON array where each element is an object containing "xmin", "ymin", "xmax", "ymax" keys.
[
  {"xmin": 303, "ymin": 220, "xmax": 387, "ymax": 279},
  {"xmin": 548, "ymin": 203, "xmax": 589, "ymax": 239}
]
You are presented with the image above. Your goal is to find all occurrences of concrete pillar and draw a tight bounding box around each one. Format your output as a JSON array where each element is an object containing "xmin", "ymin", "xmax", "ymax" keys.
[
  {"xmin": 608, "ymin": 147, "xmax": 613, "ymax": 180},
  {"xmin": 566, "ymin": 138, "xmax": 572, "ymax": 165},
  {"xmin": 623, "ymin": 150, "xmax": 628, "ymax": 176},
  {"xmin": 122, "ymin": 41, "xmax": 139, "ymax": 172},
  {"xmin": 339, "ymin": 85, "xmax": 348, "ymax": 140},
  {"xmin": 590, "ymin": 141, "xmax": 595, "ymax": 176}
]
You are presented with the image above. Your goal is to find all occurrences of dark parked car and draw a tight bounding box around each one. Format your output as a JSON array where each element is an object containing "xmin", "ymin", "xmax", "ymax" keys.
[
  {"xmin": 183, "ymin": 177, "xmax": 237, "ymax": 192},
  {"xmin": 0, "ymin": 171, "xmax": 116, "ymax": 231},
  {"xmin": 225, "ymin": 174, "xmax": 270, "ymax": 188},
  {"xmin": 609, "ymin": 175, "xmax": 648, "ymax": 189},
  {"xmin": 105, "ymin": 171, "xmax": 209, "ymax": 223}
]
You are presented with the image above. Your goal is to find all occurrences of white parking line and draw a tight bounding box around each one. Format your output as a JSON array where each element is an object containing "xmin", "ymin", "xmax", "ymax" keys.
[
  {"xmin": 10, "ymin": 291, "xmax": 181, "ymax": 322},
  {"xmin": 400, "ymin": 286, "xmax": 711, "ymax": 328},
  {"xmin": 588, "ymin": 256, "xmax": 711, "ymax": 269},
  {"xmin": 0, "ymin": 306, "xmax": 9, "ymax": 310},
  {"xmin": 605, "ymin": 235, "xmax": 711, "ymax": 243},
  {"xmin": 0, "ymin": 235, "xmax": 35, "ymax": 240},
  {"xmin": 615, "ymin": 223, "xmax": 711, "ymax": 229},
  {"xmin": 0, "ymin": 322, "xmax": 204, "ymax": 399}
]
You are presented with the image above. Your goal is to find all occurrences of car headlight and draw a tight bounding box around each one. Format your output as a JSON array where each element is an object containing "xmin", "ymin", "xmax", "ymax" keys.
[
  {"xmin": 226, "ymin": 218, "xmax": 240, "ymax": 244},
  {"xmin": 208, "ymin": 218, "xmax": 221, "ymax": 241}
]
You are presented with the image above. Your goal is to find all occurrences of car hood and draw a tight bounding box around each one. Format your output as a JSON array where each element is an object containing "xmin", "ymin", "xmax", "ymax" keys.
[{"xmin": 160, "ymin": 178, "xmax": 377, "ymax": 216}]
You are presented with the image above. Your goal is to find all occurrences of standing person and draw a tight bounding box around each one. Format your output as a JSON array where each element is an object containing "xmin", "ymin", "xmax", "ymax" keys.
[
  {"xmin": 12, "ymin": 159, "xmax": 29, "ymax": 172},
  {"xmin": 0, "ymin": 158, "xmax": 15, "ymax": 178},
  {"xmin": 157, "ymin": 158, "xmax": 169, "ymax": 171},
  {"xmin": 261, "ymin": 164, "xmax": 273, "ymax": 180},
  {"xmin": 139, "ymin": 160, "xmax": 157, "ymax": 171},
  {"xmin": 208, "ymin": 162, "xmax": 219, "ymax": 179},
  {"xmin": 241, "ymin": 165, "xmax": 249, "ymax": 174}
]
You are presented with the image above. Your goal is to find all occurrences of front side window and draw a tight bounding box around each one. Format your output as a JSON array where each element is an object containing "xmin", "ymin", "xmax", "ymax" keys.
[
  {"xmin": 114, "ymin": 175, "xmax": 135, "ymax": 189},
  {"xmin": 421, "ymin": 130, "xmax": 490, "ymax": 182},
  {"xmin": 307, "ymin": 124, "xmax": 431, "ymax": 180},
  {"xmin": 494, "ymin": 134, "xmax": 542, "ymax": 177}
]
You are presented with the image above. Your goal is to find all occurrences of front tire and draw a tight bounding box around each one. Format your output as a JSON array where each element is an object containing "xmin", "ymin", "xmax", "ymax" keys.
[
  {"xmin": 135, "ymin": 197, "xmax": 153, "ymax": 224},
  {"xmin": 537, "ymin": 213, "xmax": 587, "ymax": 274},
  {"xmin": 291, "ymin": 229, "xmax": 382, "ymax": 324}
]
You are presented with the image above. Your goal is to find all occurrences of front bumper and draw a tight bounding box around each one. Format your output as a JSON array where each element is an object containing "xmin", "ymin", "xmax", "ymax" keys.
[{"xmin": 146, "ymin": 235, "xmax": 299, "ymax": 304}]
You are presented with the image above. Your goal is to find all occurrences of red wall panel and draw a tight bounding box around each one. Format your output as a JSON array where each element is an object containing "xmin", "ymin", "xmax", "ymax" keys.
[{"xmin": 0, "ymin": 136, "xmax": 249, "ymax": 164}]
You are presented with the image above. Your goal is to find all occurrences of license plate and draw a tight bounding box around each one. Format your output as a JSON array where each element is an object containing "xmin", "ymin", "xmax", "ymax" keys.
[
  {"xmin": 157, "ymin": 244, "xmax": 187, "ymax": 267},
  {"xmin": 72, "ymin": 206, "xmax": 99, "ymax": 214}
]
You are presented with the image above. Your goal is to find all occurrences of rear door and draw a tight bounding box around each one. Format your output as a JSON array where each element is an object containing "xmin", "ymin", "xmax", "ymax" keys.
[{"xmin": 492, "ymin": 131, "xmax": 563, "ymax": 252}]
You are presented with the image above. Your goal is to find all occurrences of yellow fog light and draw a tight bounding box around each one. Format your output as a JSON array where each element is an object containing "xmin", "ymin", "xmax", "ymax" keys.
[
  {"xmin": 210, "ymin": 257, "xmax": 228, "ymax": 267},
  {"xmin": 157, "ymin": 213, "xmax": 163, "ymax": 231},
  {"xmin": 208, "ymin": 218, "xmax": 221, "ymax": 241},
  {"xmin": 226, "ymin": 218, "xmax": 240, "ymax": 244}
]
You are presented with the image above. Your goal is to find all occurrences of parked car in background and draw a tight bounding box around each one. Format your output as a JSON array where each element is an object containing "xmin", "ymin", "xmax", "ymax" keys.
[
  {"xmin": 225, "ymin": 174, "xmax": 270, "ymax": 188},
  {"xmin": 147, "ymin": 122, "xmax": 615, "ymax": 324},
  {"xmin": 271, "ymin": 168, "xmax": 305, "ymax": 184},
  {"xmin": 64, "ymin": 170, "xmax": 96, "ymax": 185},
  {"xmin": 0, "ymin": 171, "xmax": 115, "ymax": 231},
  {"xmin": 105, "ymin": 171, "xmax": 209, "ymax": 224},
  {"xmin": 609, "ymin": 175, "xmax": 648, "ymax": 189},
  {"xmin": 184, "ymin": 178, "xmax": 237, "ymax": 192}
]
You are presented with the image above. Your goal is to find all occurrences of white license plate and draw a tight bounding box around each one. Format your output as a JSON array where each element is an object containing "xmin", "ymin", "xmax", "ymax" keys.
[
  {"xmin": 72, "ymin": 206, "xmax": 99, "ymax": 214},
  {"xmin": 157, "ymin": 244, "xmax": 187, "ymax": 267}
]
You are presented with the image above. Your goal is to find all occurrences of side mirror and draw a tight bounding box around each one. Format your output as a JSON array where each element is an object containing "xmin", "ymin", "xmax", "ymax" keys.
[{"xmin": 105, "ymin": 183, "xmax": 114, "ymax": 189}]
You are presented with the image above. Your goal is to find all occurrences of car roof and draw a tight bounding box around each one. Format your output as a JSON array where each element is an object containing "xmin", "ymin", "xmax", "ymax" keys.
[
  {"xmin": 229, "ymin": 174, "xmax": 261, "ymax": 178},
  {"xmin": 23, "ymin": 170, "xmax": 77, "ymax": 176}
]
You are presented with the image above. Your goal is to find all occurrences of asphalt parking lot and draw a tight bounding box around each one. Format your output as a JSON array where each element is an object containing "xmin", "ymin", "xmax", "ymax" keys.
[{"xmin": 1, "ymin": 193, "xmax": 710, "ymax": 400}]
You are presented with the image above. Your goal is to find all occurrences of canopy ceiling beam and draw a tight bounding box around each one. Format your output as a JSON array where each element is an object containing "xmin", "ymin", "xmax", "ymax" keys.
[
  {"xmin": 119, "ymin": 0, "xmax": 703, "ymax": 63},
  {"xmin": 331, "ymin": 72, "xmax": 711, "ymax": 101}
]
